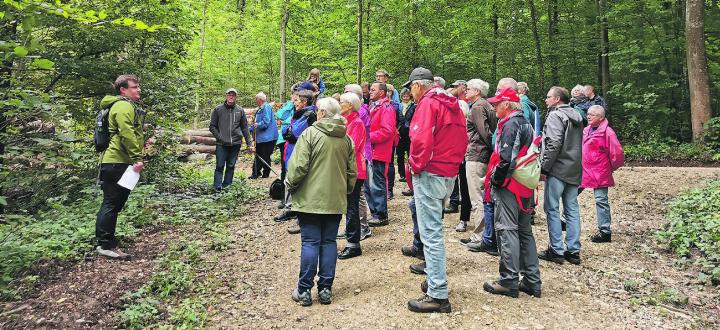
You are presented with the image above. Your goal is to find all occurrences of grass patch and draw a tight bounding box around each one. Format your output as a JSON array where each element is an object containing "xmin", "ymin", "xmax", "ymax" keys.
[
  {"xmin": 657, "ymin": 180, "xmax": 720, "ymax": 284},
  {"xmin": 624, "ymin": 139, "xmax": 720, "ymax": 162}
]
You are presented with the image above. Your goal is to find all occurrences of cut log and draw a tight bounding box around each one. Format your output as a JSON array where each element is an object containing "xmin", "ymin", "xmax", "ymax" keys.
[
  {"xmin": 186, "ymin": 153, "xmax": 213, "ymax": 161},
  {"xmin": 184, "ymin": 129, "xmax": 214, "ymax": 137},
  {"xmin": 182, "ymin": 144, "xmax": 216, "ymax": 155},
  {"xmin": 181, "ymin": 135, "xmax": 216, "ymax": 146}
]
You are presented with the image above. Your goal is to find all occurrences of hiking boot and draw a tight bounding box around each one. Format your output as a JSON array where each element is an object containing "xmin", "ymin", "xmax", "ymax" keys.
[
  {"xmin": 291, "ymin": 288, "xmax": 312, "ymax": 306},
  {"xmin": 318, "ymin": 287, "xmax": 332, "ymax": 305},
  {"xmin": 408, "ymin": 294, "xmax": 451, "ymax": 313},
  {"xmin": 96, "ymin": 246, "xmax": 130, "ymax": 260},
  {"xmin": 454, "ymin": 221, "xmax": 468, "ymax": 232},
  {"xmin": 564, "ymin": 251, "xmax": 581, "ymax": 265},
  {"xmin": 409, "ymin": 262, "xmax": 426, "ymax": 275},
  {"xmin": 459, "ymin": 238, "xmax": 472, "ymax": 246},
  {"xmin": 466, "ymin": 241, "xmax": 499, "ymax": 256},
  {"xmin": 421, "ymin": 280, "xmax": 428, "ymax": 293},
  {"xmin": 443, "ymin": 205, "xmax": 459, "ymax": 214},
  {"xmin": 483, "ymin": 281, "xmax": 519, "ymax": 298},
  {"xmin": 401, "ymin": 245, "xmax": 425, "ymax": 260},
  {"xmin": 591, "ymin": 232, "xmax": 612, "ymax": 243},
  {"xmin": 368, "ymin": 217, "xmax": 389, "ymax": 227},
  {"xmin": 519, "ymin": 280, "xmax": 542, "ymax": 298},
  {"xmin": 360, "ymin": 226, "xmax": 372, "ymax": 240},
  {"xmin": 337, "ymin": 247, "xmax": 362, "ymax": 260},
  {"xmin": 538, "ymin": 249, "xmax": 565, "ymax": 264},
  {"xmin": 274, "ymin": 210, "xmax": 296, "ymax": 222},
  {"xmin": 402, "ymin": 189, "xmax": 414, "ymax": 196},
  {"xmin": 287, "ymin": 224, "xmax": 301, "ymax": 234}
]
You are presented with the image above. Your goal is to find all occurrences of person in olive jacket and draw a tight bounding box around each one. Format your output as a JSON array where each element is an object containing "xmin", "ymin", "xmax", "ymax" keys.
[
  {"xmin": 95, "ymin": 74, "xmax": 145, "ymax": 260},
  {"xmin": 210, "ymin": 88, "xmax": 253, "ymax": 192},
  {"xmin": 286, "ymin": 97, "xmax": 357, "ymax": 307}
]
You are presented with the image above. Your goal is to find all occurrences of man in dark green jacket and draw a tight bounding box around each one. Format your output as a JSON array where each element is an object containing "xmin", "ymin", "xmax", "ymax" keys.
[
  {"xmin": 96, "ymin": 74, "xmax": 145, "ymax": 259},
  {"xmin": 209, "ymin": 88, "xmax": 253, "ymax": 192}
]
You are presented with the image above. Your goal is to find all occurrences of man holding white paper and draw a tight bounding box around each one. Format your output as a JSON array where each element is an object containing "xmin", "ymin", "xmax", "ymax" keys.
[{"xmin": 95, "ymin": 74, "xmax": 145, "ymax": 260}]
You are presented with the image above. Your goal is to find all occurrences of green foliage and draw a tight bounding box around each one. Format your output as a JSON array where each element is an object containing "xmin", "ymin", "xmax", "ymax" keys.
[
  {"xmin": 657, "ymin": 181, "xmax": 720, "ymax": 284},
  {"xmin": 624, "ymin": 138, "xmax": 718, "ymax": 162},
  {"xmin": 703, "ymin": 117, "xmax": 720, "ymax": 150}
]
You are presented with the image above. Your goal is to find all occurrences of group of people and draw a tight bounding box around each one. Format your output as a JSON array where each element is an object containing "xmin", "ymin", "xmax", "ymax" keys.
[{"xmin": 92, "ymin": 69, "xmax": 624, "ymax": 314}]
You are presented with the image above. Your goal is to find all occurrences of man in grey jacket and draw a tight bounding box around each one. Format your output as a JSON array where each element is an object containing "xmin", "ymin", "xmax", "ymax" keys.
[
  {"xmin": 210, "ymin": 88, "xmax": 253, "ymax": 192},
  {"xmin": 539, "ymin": 86, "xmax": 585, "ymax": 265}
]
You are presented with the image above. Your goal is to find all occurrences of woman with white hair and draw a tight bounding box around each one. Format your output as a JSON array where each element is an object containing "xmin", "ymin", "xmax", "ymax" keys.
[
  {"xmin": 287, "ymin": 97, "xmax": 358, "ymax": 306},
  {"xmin": 337, "ymin": 92, "xmax": 367, "ymax": 259},
  {"xmin": 251, "ymin": 91, "xmax": 279, "ymax": 179}
]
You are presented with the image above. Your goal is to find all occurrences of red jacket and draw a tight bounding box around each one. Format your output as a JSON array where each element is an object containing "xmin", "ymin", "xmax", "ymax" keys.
[
  {"xmin": 369, "ymin": 96, "xmax": 397, "ymax": 163},
  {"xmin": 409, "ymin": 88, "xmax": 468, "ymax": 177},
  {"xmin": 580, "ymin": 119, "xmax": 624, "ymax": 189},
  {"xmin": 344, "ymin": 111, "xmax": 368, "ymax": 180}
]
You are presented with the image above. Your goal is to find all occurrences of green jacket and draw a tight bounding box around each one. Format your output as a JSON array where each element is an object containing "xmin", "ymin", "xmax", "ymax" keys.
[
  {"xmin": 100, "ymin": 95, "xmax": 145, "ymax": 164},
  {"xmin": 286, "ymin": 117, "xmax": 357, "ymax": 214}
]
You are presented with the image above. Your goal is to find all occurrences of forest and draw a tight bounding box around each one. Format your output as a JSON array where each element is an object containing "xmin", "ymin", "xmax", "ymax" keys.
[{"xmin": 1, "ymin": 0, "xmax": 719, "ymax": 328}]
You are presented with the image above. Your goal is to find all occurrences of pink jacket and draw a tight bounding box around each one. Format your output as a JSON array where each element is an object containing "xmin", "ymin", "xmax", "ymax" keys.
[
  {"xmin": 409, "ymin": 88, "xmax": 468, "ymax": 177},
  {"xmin": 369, "ymin": 96, "xmax": 397, "ymax": 163},
  {"xmin": 580, "ymin": 119, "xmax": 624, "ymax": 189},
  {"xmin": 344, "ymin": 111, "xmax": 368, "ymax": 180}
]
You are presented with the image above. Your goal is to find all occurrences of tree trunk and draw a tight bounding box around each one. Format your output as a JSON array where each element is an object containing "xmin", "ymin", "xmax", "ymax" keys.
[
  {"xmin": 527, "ymin": 0, "xmax": 545, "ymax": 94},
  {"xmin": 492, "ymin": 9, "xmax": 498, "ymax": 84},
  {"xmin": 547, "ymin": 0, "xmax": 559, "ymax": 86},
  {"xmin": 356, "ymin": 0, "xmax": 363, "ymax": 83},
  {"xmin": 194, "ymin": 0, "xmax": 209, "ymax": 129},
  {"xmin": 280, "ymin": 6, "xmax": 289, "ymax": 101},
  {"xmin": 365, "ymin": 0, "xmax": 371, "ymax": 53},
  {"xmin": 598, "ymin": 0, "xmax": 610, "ymax": 103},
  {"xmin": 686, "ymin": 0, "xmax": 711, "ymax": 141}
]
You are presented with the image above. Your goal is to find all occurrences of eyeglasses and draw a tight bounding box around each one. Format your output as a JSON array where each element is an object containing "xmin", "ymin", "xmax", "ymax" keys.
[{"xmin": 545, "ymin": 95, "xmax": 555, "ymax": 99}]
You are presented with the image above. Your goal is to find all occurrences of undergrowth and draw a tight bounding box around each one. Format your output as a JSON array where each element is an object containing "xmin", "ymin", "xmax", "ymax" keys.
[
  {"xmin": 657, "ymin": 180, "xmax": 720, "ymax": 285},
  {"xmin": 624, "ymin": 139, "xmax": 720, "ymax": 162}
]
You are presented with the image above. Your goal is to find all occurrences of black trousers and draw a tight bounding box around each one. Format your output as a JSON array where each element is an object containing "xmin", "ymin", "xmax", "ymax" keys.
[
  {"xmin": 344, "ymin": 179, "xmax": 365, "ymax": 246},
  {"xmin": 396, "ymin": 137, "xmax": 410, "ymax": 179},
  {"xmin": 252, "ymin": 141, "xmax": 275, "ymax": 177},
  {"xmin": 388, "ymin": 146, "xmax": 396, "ymax": 195},
  {"xmin": 277, "ymin": 143, "xmax": 287, "ymax": 181},
  {"xmin": 448, "ymin": 162, "xmax": 471, "ymax": 222},
  {"xmin": 96, "ymin": 163, "xmax": 132, "ymax": 249}
]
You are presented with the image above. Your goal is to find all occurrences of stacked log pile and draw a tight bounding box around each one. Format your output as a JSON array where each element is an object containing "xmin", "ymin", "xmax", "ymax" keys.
[{"xmin": 179, "ymin": 107, "xmax": 256, "ymax": 159}]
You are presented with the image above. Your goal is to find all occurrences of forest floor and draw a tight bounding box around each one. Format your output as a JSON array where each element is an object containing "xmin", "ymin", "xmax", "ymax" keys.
[{"xmin": 2, "ymin": 166, "xmax": 720, "ymax": 329}]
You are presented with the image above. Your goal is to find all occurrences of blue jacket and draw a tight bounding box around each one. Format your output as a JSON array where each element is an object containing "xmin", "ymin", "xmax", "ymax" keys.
[
  {"xmin": 318, "ymin": 78, "xmax": 326, "ymax": 95},
  {"xmin": 254, "ymin": 102, "xmax": 279, "ymax": 144},
  {"xmin": 275, "ymin": 101, "xmax": 294, "ymax": 145},
  {"xmin": 520, "ymin": 95, "xmax": 540, "ymax": 136},
  {"xmin": 282, "ymin": 106, "xmax": 317, "ymax": 167}
]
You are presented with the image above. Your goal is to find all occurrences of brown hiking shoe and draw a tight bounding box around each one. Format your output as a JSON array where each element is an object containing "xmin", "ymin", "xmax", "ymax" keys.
[
  {"xmin": 483, "ymin": 281, "xmax": 519, "ymax": 298},
  {"xmin": 407, "ymin": 294, "xmax": 451, "ymax": 313},
  {"xmin": 401, "ymin": 245, "xmax": 425, "ymax": 260},
  {"xmin": 96, "ymin": 246, "xmax": 130, "ymax": 260}
]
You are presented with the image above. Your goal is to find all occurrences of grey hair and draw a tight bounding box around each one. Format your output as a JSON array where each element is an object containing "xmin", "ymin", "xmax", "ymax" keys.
[
  {"xmin": 518, "ymin": 82, "xmax": 529, "ymax": 95},
  {"xmin": 414, "ymin": 79, "xmax": 434, "ymax": 89},
  {"xmin": 571, "ymin": 84, "xmax": 585, "ymax": 97},
  {"xmin": 344, "ymin": 84, "xmax": 363, "ymax": 99},
  {"xmin": 316, "ymin": 97, "xmax": 343, "ymax": 119},
  {"xmin": 339, "ymin": 92, "xmax": 362, "ymax": 112},
  {"xmin": 256, "ymin": 92, "xmax": 267, "ymax": 101},
  {"xmin": 588, "ymin": 105, "xmax": 606, "ymax": 117},
  {"xmin": 466, "ymin": 79, "xmax": 490, "ymax": 98},
  {"xmin": 500, "ymin": 100, "xmax": 522, "ymax": 111},
  {"xmin": 434, "ymin": 76, "xmax": 446, "ymax": 88},
  {"xmin": 497, "ymin": 77, "xmax": 518, "ymax": 91}
]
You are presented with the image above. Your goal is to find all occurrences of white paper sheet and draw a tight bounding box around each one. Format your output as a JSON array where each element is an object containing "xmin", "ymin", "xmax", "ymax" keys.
[{"xmin": 117, "ymin": 165, "xmax": 141, "ymax": 190}]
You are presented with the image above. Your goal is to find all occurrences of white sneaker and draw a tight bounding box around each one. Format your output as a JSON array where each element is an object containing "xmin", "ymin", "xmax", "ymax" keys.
[
  {"xmin": 455, "ymin": 221, "xmax": 468, "ymax": 232},
  {"xmin": 96, "ymin": 246, "xmax": 130, "ymax": 259}
]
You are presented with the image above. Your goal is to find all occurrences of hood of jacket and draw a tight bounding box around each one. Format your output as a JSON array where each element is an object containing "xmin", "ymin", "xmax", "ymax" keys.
[
  {"xmin": 422, "ymin": 88, "xmax": 461, "ymax": 111},
  {"xmin": 554, "ymin": 104, "xmax": 584, "ymax": 127},
  {"xmin": 313, "ymin": 117, "xmax": 347, "ymax": 137},
  {"xmin": 101, "ymin": 95, "xmax": 129, "ymax": 109}
]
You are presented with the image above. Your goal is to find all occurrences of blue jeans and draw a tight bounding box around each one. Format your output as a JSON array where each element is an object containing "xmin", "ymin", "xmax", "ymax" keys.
[
  {"xmin": 483, "ymin": 201, "xmax": 496, "ymax": 246},
  {"xmin": 297, "ymin": 213, "xmax": 342, "ymax": 292},
  {"xmin": 364, "ymin": 160, "xmax": 388, "ymax": 219},
  {"xmin": 414, "ymin": 171, "xmax": 454, "ymax": 300},
  {"xmin": 580, "ymin": 188, "xmax": 611, "ymax": 234},
  {"xmin": 409, "ymin": 197, "xmax": 423, "ymax": 252},
  {"xmin": 544, "ymin": 175, "xmax": 581, "ymax": 254},
  {"xmin": 214, "ymin": 144, "xmax": 241, "ymax": 190}
]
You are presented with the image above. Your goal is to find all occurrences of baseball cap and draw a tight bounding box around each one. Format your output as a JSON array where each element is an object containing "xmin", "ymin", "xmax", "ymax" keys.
[
  {"xmin": 402, "ymin": 67, "xmax": 434, "ymax": 88},
  {"xmin": 450, "ymin": 80, "xmax": 467, "ymax": 87},
  {"xmin": 486, "ymin": 87, "xmax": 520, "ymax": 103},
  {"xmin": 225, "ymin": 88, "xmax": 238, "ymax": 95}
]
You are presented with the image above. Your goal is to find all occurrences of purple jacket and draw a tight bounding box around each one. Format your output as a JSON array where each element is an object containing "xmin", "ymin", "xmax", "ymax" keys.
[{"xmin": 359, "ymin": 103, "xmax": 372, "ymax": 161}]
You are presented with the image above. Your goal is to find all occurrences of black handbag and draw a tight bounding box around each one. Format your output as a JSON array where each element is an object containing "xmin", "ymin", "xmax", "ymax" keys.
[{"xmin": 269, "ymin": 178, "xmax": 284, "ymax": 200}]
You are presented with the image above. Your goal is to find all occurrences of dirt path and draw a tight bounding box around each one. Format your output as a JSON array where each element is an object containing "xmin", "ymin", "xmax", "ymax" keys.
[{"xmin": 208, "ymin": 166, "xmax": 720, "ymax": 329}]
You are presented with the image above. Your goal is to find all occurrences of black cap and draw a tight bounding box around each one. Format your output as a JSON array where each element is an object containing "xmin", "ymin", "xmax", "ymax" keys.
[
  {"xmin": 449, "ymin": 80, "xmax": 467, "ymax": 87},
  {"xmin": 402, "ymin": 67, "xmax": 434, "ymax": 88}
]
